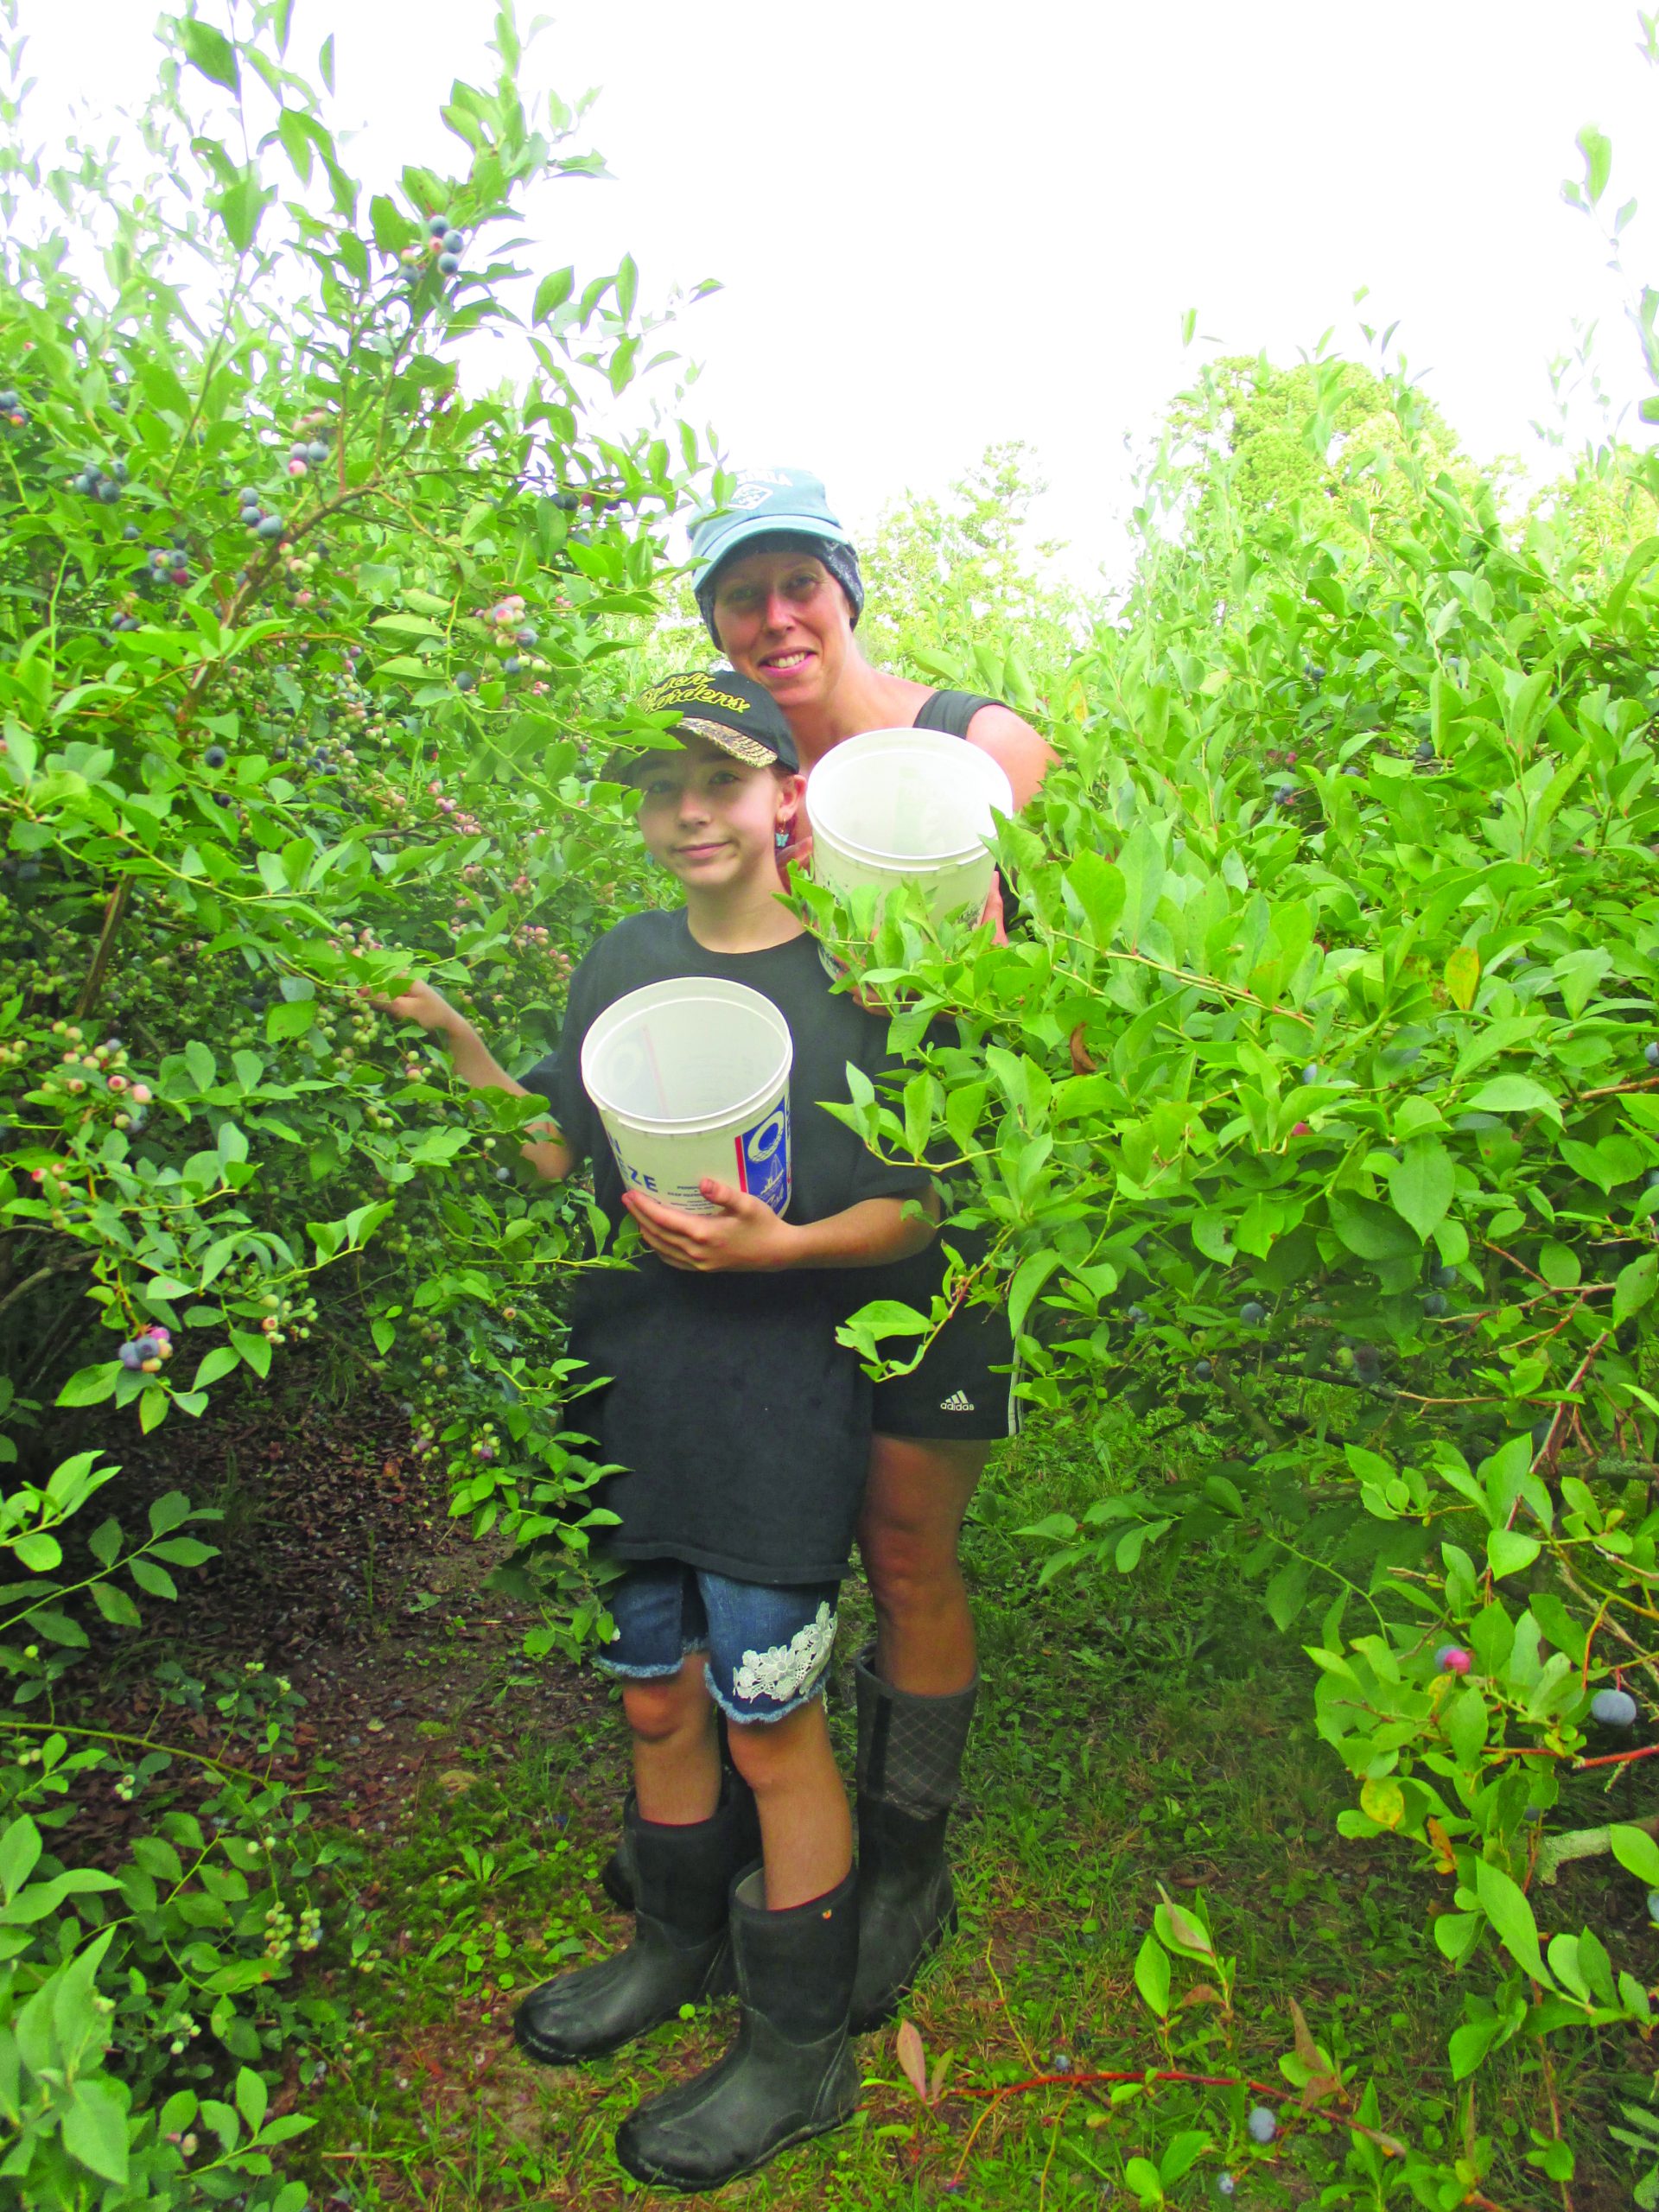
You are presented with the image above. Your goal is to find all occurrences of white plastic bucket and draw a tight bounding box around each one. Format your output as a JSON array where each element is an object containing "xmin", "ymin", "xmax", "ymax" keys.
[
  {"xmin": 580, "ymin": 977, "xmax": 793, "ymax": 1217},
  {"xmin": 806, "ymin": 728, "xmax": 1014, "ymax": 927}
]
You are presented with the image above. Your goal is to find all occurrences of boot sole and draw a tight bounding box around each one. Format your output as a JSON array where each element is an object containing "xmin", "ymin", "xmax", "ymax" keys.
[
  {"xmin": 614, "ymin": 2102, "xmax": 854, "ymax": 2191},
  {"xmin": 848, "ymin": 1902, "xmax": 959, "ymax": 2036}
]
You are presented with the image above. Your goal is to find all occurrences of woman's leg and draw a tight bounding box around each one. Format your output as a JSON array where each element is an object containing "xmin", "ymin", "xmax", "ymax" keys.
[
  {"xmin": 624, "ymin": 1655, "xmax": 720, "ymax": 1826},
  {"xmin": 857, "ymin": 1433, "xmax": 991, "ymax": 1694},
  {"xmin": 724, "ymin": 1697, "xmax": 852, "ymax": 1909},
  {"xmin": 846, "ymin": 1433, "xmax": 991, "ymax": 2033}
]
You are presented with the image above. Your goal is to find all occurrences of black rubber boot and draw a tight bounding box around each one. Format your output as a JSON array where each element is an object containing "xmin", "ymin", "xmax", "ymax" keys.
[
  {"xmin": 614, "ymin": 1866, "xmax": 859, "ymax": 2192},
  {"xmin": 514, "ymin": 1790, "xmax": 741, "ymax": 2065},
  {"xmin": 849, "ymin": 1646, "xmax": 977, "ymax": 2034},
  {"xmin": 601, "ymin": 1724, "xmax": 759, "ymax": 1912}
]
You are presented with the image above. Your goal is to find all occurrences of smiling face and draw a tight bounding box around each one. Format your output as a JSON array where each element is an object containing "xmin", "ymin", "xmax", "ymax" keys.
[
  {"xmin": 708, "ymin": 545, "xmax": 855, "ymax": 712},
  {"xmin": 631, "ymin": 734, "xmax": 802, "ymax": 897}
]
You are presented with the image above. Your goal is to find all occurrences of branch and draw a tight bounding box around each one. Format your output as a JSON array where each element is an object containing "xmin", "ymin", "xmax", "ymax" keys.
[{"xmin": 1536, "ymin": 1807, "xmax": 1659, "ymax": 1885}]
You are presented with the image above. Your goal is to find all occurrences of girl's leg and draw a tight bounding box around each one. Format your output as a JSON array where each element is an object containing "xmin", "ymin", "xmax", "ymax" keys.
[
  {"xmin": 515, "ymin": 1572, "xmax": 740, "ymax": 2069},
  {"xmin": 623, "ymin": 1654, "xmax": 720, "ymax": 1826},
  {"xmin": 724, "ymin": 1696, "xmax": 851, "ymax": 1910}
]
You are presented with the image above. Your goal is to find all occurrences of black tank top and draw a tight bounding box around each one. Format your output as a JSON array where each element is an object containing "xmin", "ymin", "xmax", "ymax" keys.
[{"xmin": 912, "ymin": 689, "xmax": 1000, "ymax": 738}]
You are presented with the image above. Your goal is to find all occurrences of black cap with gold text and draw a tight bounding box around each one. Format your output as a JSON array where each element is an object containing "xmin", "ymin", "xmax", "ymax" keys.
[{"xmin": 609, "ymin": 671, "xmax": 799, "ymax": 777}]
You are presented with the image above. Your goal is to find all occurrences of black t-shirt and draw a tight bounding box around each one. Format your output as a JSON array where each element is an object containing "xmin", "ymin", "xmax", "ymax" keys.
[{"xmin": 522, "ymin": 910, "xmax": 929, "ymax": 1586}]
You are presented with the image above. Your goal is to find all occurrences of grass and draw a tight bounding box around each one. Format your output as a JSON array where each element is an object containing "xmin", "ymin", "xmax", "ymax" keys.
[{"xmin": 293, "ymin": 1422, "xmax": 1649, "ymax": 2211}]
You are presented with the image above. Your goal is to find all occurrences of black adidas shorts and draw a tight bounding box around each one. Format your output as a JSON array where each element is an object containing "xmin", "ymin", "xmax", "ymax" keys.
[{"xmin": 868, "ymin": 1245, "xmax": 1018, "ymax": 1444}]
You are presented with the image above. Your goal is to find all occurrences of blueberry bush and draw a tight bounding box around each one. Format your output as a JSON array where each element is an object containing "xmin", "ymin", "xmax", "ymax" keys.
[
  {"xmin": 820, "ymin": 259, "xmax": 1659, "ymax": 2188},
  {"xmin": 8, "ymin": 0, "xmax": 1659, "ymax": 2199},
  {"xmin": 0, "ymin": 0, "xmax": 707, "ymax": 2196}
]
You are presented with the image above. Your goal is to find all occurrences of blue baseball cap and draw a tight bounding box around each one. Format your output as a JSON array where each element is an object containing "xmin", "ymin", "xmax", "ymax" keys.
[{"xmin": 688, "ymin": 467, "xmax": 855, "ymax": 586}]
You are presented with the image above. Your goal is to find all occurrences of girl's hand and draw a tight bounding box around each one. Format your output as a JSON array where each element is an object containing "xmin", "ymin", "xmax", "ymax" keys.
[
  {"xmin": 359, "ymin": 977, "xmax": 461, "ymax": 1033},
  {"xmin": 624, "ymin": 1180, "xmax": 798, "ymax": 1272}
]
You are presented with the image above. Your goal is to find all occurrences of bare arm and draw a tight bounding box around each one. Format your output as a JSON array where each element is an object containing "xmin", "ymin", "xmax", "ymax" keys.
[
  {"xmin": 623, "ymin": 1180, "xmax": 937, "ymax": 1274},
  {"xmin": 366, "ymin": 979, "xmax": 575, "ymax": 1182},
  {"xmin": 963, "ymin": 702, "xmax": 1057, "ymax": 812}
]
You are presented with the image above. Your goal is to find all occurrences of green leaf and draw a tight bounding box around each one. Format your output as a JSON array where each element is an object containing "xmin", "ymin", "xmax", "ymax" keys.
[
  {"xmin": 1007, "ymin": 1249, "xmax": 1063, "ymax": 1338},
  {"xmin": 1443, "ymin": 945, "xmax": 1480, "ymax": 1008},
  {"xmin": 1487, "ymin": 1527, "xmax": 1540, "ymax": 1579},
  {"xmin": 55, "ymin": 1363, "xmax": 121, "ymax": 1409},
  {"xmin": 1064, "ymin": 849, "xmax": 1126, "ymax": 948},
  {"xmin": 191, "ymin": 1346, "xmax": 240, "ymax": 1391},
  {"xmin": 1475, "ymin": 1858, "xmax": 1549, "ymax": 1984},
  {"xmin": 1133, "ymin": 1931, "xmax": 1170, "ymax": 2018},
  {"xmin": 0, "ymin": 1818, "xmax": 42, "ymax": 1905},
  {"xmin": 129, "ymin": 1558, "xmax": 179, "ymax": 1603},
  {"xmin": 1462, "ymin": 1075, "xmax": 1562, "ymax": 1125},
  {"xmin": 235, "ymin": 2066, "xmax": 268, "ymax": 2132},
  {"xmin": 1615, "ymin": 1252, "xmax": 1657, "ymax": 1327},
  {"xmin": 267, "ymin": 998, "xmax": 316, "ymax": 1042},
  {"xmin": 179, "ymin": 18, "xmax": 240, "ymax": 91},
  {"xmin": 91, "ymin": 1581, "xmax": 143, "ymax": 1629},
  {"xmin": 147, "ymin": 1492, "xmax": 191, "ymax": 1538},
  {"xmin": 1578, "ymin": 124, "xmax": 1612, "ymax": 206},
  {"xmin": 61, "ymin": 2077, "xmax": 130, "ymax": 2185},
  {"xmin": 1389, "ymin": 1138, "xmax": 1453, "ymax": 1242},
  {"xmin": 1611, "ymin": 1824, "xmax": 1659, "ymax": 1887}
]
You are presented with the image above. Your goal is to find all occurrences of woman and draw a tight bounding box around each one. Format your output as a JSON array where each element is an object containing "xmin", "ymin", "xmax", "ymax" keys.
[{"xmin": 689, "ymin": 466, "xmax": 1053, "ymax": 2033}]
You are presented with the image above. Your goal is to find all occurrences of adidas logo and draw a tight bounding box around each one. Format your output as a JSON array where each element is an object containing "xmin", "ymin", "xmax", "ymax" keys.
[{"xmin": 939, "ymin": 1390, "xmax": 976, "ymax": 1413}]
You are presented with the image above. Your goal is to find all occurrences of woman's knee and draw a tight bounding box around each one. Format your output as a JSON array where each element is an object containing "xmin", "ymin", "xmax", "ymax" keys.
[{"xmin": 621, "ymin": 1657, "xmax": 711, "ymax": 1745}]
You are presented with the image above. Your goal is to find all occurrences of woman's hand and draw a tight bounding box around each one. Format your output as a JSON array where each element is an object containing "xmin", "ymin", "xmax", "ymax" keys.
[
  {"xmin": 359, "ymin": 977, "xmax": 461, "ymax": 1033},
  {"xmin": 624, "ymin": 1180, "xmax": 799, "ymax": 1272}
]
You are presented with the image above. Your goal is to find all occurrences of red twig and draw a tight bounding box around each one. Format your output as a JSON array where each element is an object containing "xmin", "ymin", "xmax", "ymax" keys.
[{"xmin": 1573, "ymin": 1741, "xmax": 1659, "ymax": 1772}]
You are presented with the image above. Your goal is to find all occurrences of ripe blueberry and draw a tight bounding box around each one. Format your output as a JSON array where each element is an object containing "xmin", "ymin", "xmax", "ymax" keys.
[
  {"xmin": 1591, "ymin": 1688, "xmax": 1638, "ymax": 1728},
  {"xmin": 1126, "ymin": 1303, "xmax": 1147, "ymax": 1326},
  {"xmin": 1301, "ymin": 1063, "xmax": 1318, "ymax": 1084},
  {"xmin": 203, "ymin": 746, "xmax": 228, "ymax": 770},
  {"xmin": 1415, "ymin": 739, "xmax": 1434, "ymax": 762},
  {"xmin": 1240, "ymin": 1300, "xmax": 1266, "ymax": 1326},
  {"xmin": 257, "ymin": 515, "xmax": 283, "ymax": 539},
  {"xmin": 442, "ymin": 228, "xmax": 464, "ymax": 253},
  {"xmin": 1246, "ymin": 2105, "xmax": 1277, "ymax": 2145},
  {"xmin": 1194, "ymin": 1359, "xmax": 1213, "ymax": 1379},
  {"xmin": 118, "ymin": 1340, "xmax": 143, "ymax": 1370},
  {"xmin": 1647, "ymin": 1041, "xmax": 1659, "ymax": 1069},
  {"xmin": 427, "ymin": 212, "xmax": 449, "ymax": 235},
  {"xmin": 437, "ymin": 252, "xmax": 461, "ymax": 275},
  {"xmin": 1422, "ymin": 1291, "xmax": 1448, "ymax": 1317},
  {"xmin": 455, "ymin": 671, "xmax": 477, "ymax": 692}
]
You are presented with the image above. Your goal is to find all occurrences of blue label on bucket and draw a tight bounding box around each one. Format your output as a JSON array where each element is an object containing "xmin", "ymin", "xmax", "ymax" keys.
[{"xmin": 734, "ymin": 1096, "xmax": 791, "ymax": 1215}]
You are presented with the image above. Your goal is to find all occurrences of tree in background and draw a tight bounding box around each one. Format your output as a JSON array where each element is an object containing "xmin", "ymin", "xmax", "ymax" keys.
[{"xmin": 855, "ymin": 441, "xmax": 1102, "ymax": 713}]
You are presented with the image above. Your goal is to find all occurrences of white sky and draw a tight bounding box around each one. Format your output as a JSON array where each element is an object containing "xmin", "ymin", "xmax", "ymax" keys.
[{"xmin": 16, "ymin": 0, "xmax": 1659, "ymax": 585}]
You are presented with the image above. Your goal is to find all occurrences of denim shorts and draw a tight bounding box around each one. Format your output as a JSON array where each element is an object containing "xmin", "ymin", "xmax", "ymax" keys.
[{"xmin": 596, "ymin": 1560, "xmax": 840, "ymax": 1725}]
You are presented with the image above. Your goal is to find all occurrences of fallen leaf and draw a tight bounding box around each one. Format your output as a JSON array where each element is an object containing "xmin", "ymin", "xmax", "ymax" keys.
[{"xmin": 895, "ymin": 2019, "xmax": 928, "ymax": 2102}]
